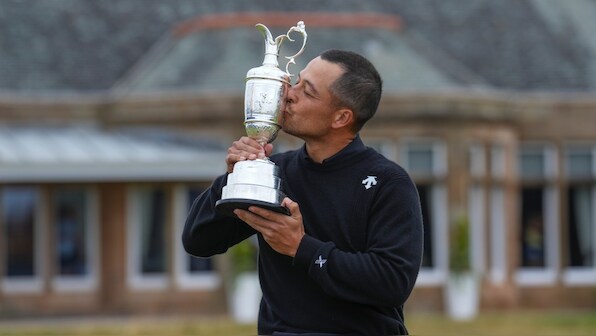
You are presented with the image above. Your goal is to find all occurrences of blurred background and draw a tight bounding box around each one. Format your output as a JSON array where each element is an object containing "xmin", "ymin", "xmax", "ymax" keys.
[{"xmin": 1, "ymin": 0, "xmax": 595, "ymax": 334}]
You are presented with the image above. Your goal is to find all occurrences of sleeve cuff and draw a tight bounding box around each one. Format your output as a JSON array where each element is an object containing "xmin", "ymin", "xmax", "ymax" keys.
[{"xmin": 293, "ymin": 234, "xmax": 324, "ymax": 269}]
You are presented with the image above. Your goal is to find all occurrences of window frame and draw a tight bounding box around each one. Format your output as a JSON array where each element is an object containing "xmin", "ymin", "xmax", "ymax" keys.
[
  {"xmin": 0, "ymin": 186, "xmax": 45, "ymax": 294},
  {"xmin": 562, "ymin": 144, "xmax": 596, "ymax": 285},
  {"xmin": 400, "ymin": 138, "xmax": 448, "ymax": 286},
  {"xmin": 173, "ymin": 184, "xmax": 220, "ymax": 290},
  {"xmin": 51, "ymin": 186, "xmax": 100, "ymax": 293},
  {"xmin": 514, "ymin": 143, "xmax": 560, "ymax": 286},
  {"xmin": 127, "ymin": 185, "xmax": 169, "ymax": 291},
  {"xmin": 468, "ymin": 143, "xmax": 487, "ymax": 275}
]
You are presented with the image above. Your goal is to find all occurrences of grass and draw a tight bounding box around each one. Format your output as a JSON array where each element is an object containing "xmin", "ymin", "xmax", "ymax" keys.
[
  {"xmin": 407, "ymin": 311, "xmax": 596, "ymax": 335},
  {"xmin": 0, "ymin": 316, "xmax": 255, "ymax": 336},
  {"xmin": 0, "ymin": 311, "xmax": 595, "ymax": 335}
]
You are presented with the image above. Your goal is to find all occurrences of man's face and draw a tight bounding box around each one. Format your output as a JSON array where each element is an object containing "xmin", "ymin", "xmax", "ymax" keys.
[{"xmin": 282, "ymin": 56, "xmax": 345, "ymax": 140}]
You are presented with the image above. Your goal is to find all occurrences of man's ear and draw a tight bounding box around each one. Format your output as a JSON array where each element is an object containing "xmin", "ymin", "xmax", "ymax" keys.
[{"xmin": 332, "ymin": 108, "xmax": 354, "ymax": 129}]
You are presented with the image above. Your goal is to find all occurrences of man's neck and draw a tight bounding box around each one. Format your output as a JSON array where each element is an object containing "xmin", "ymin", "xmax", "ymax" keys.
[{"xmin": 304, "ymin": 134, "xmax": 356, "ymax": 163}]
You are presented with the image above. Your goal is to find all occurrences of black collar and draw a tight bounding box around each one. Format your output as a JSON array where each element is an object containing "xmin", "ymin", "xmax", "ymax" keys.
[{"xmin": 299, "ymin": 135, "xmax": 368, "ymax": 170}]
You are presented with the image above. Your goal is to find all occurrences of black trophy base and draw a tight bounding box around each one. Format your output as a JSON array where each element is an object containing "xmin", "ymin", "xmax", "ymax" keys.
[{"xmin": 216, "ymin": 198, "xmax": 290, "ymax": 217}]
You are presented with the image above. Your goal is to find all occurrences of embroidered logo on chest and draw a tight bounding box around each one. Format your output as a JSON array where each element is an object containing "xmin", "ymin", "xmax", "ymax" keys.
[{"xmin": 361, "ymin": 176, "xmax": 378, "ymax": 190}]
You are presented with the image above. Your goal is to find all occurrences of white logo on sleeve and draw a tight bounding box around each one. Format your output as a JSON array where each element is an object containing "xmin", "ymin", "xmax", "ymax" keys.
[
  {"xmin": 315, "ymin": 255, "xmax": 327, "ymax": 268},
  {"xmin": 362, "ymin": 176, "xmax": 378, "ymax": 190}
]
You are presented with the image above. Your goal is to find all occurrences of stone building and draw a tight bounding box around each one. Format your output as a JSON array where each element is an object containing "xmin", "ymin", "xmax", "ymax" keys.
[{"xmin": 1, "ymin": 0, "xmax": 595, "ymax": 317}]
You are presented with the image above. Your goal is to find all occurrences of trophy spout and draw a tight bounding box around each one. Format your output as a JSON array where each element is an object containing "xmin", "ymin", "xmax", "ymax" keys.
[{"xmin": 256, "ymin": 24, "xmax": 281, "ymax": 68}]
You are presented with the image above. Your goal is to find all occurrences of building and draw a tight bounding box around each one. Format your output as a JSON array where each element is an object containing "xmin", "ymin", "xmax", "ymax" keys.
[{"xmin": 1, "ymin": 0, "xmax": 596, "ymax": 318}]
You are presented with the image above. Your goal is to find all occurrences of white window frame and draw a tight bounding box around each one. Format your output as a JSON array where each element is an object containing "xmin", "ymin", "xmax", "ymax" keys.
[
  {"xmin": 490, "ymin": 186, "xmax": 507, "ymax": 284},
  {"xmin": 1, "ymin": 187, "xmax": 45, "ymax": 294},
  {"xmin": 400, "ymin": 139, "xmax": 448, "ymax": 286},
  {"xmin": 173, "ymin": 184, "xmax": 220, "ymax": 290},
  {"xmin": 515, "ymin": 143, "xmax": 559, "ymax": 286},
  {"xmin": 469, "ymin": 143, "xmax": 486, "ymax": 275},
  {"xmin": 563, "ymin": 145, "xmax": 596, "ymax": 285},
  {"xmin": 127, "ymin": 186, "xmax": 168, "ymax": 291},
  {"xmin": 51, "ymin": 187, "xmax": 100, "ymax": 293},
  {"xmin": 488, "ymin": 144, "xmax": 508, "ymax": 284}
]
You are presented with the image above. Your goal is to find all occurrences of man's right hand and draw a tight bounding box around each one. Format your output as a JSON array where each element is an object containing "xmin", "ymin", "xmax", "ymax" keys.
[{"xmin": 226, "ymin": 136, "xmax": 273, "ymax": 173}]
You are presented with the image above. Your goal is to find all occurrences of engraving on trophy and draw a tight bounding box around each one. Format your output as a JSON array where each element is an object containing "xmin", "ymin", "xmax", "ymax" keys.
[{"xmin": 215, "ymin": 21, "xmax": 307, "ymax": 216}]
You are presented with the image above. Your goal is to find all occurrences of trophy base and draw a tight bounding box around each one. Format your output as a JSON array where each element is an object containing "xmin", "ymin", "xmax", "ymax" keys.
[{"xmin": 216, "ymin": 198, "xmax": 290, "ymax": 217}]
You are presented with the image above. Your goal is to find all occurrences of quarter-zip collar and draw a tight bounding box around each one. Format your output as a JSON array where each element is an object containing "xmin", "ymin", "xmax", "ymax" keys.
[{"xmin": 298, "ymin": 135, "xmax": 369, "ymax": 171}]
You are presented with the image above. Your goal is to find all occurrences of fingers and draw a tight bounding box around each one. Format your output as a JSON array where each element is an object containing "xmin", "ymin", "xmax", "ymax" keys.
[
  {"xmin": 229, "ymin": 137, "xmax": 263, "ymax": 159},
  {"xmin": 281, "ymin": 197, "xmax": 300, "ymax": 218},
  {"xmin": 234, "ymin": 206, "xmax": 289, "ymax": 233},
  {"xmin": 234, "ymin": 205, "xmax": 302, "ymax": 257},
  {"xmin": 225, "ymin": 137, "xmax": 271, "ymax": 172},
  {"xmin": 263, "ymin": 143, "xmax": 274, "ymax": 157},
  {"xmin": 240, "ymin": 206, "xmax": 278, "ymax": 221},
  {"xmin": 233, "ymin": 208, "xmax": 272, "ymax": 235}
]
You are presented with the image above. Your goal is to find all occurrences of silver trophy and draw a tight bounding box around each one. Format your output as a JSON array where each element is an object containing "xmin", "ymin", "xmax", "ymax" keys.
[{"xmin": 216, "ymin": 21, "xmax": 307, "ymax": 216}]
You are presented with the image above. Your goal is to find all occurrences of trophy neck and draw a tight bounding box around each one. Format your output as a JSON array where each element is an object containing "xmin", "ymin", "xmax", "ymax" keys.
[
  {"xmin": 262, "ymin": 52, "xmax": 280, "ymax": 68},
  {"xmin": 257, "ymin": 23, "xmax": 281, "ymax": 69}
]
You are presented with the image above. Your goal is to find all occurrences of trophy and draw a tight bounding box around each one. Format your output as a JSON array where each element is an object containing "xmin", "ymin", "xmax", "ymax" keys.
[{"xmin": 215, "ymin": 21, "xmax": 307, "ymax": 217}]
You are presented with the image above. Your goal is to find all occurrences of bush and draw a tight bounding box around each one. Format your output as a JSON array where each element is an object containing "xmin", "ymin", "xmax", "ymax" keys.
[
  {"xmin": 449, "ymin": 213, "xmax": 471, "ymax": 274},
  {"xmin": 229, "ymin": 238, "xmax": 258, "ymax": 276}
]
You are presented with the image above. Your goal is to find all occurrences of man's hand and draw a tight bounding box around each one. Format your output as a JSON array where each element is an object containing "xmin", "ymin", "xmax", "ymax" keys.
[
  {"xmin": 226, "ymin": 137, "xmax": 273, "ymax": 173},
  {"xmin": 234, "ymin": 198, "xmax": 305, "ymax": 257}
]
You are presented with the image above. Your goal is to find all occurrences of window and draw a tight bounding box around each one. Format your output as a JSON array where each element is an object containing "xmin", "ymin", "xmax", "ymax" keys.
[
  {"xmin": 407, "ymin": 144, "xmax": 435, "ymax": 176},
  {"xmin": 128, "ymin": 186, "xmax": 168, "ymax": 290},
  {"xmin": 520, "ymin": 187, "xmax": 545, "ymax": 267},
  {"xmin": 567, "ymin": 186, "xmax": 592, "ymax": 266},
  {"xmin": 516, "ymin": 144, "xmax": 559, "ymax": 285},
  {"xmin": 52, "ymin": 187, "xmax": 98, "ymax": 292},
  {"xmin": 1, "ymin": 187, "xmax": 43, "ymax": 293},
  {"xmin": 563, "ymin": 145, "xmax": 596, "ymax": 285},
  {"xmin": 401, "ymin": 140, "xmax": 448, "ymax": 285},
  {"xmin": 174, "ymin": 184, "xmax": 220, "ymax": 290}
]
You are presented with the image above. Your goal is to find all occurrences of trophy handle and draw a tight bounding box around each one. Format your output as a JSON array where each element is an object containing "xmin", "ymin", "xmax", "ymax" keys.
[
  {"xmin": 281, "ymin": 21, "xmax": 308, "ymax": 77},
  {"xmin": 256, "ymin": 21, "xmax": 307, "ymax": 77}
]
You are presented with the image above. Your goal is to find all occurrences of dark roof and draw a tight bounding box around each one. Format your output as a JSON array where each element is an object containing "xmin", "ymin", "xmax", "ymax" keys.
[
  {"xmin": 1, "ymin": 0, "xmax": 595, "ymax": 93},
  {"xmin": 400, "ymin": 0, "xmax": 596, "ymax": 91},
  {"xmin": 115, "ymin": 13, "xmax": 486, "ymax": 94}
]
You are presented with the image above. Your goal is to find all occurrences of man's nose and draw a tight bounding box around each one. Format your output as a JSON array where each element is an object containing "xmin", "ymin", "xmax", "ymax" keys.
[{"xmin": 286, "ymin": 84, "xmax": 296, "ymax": 103}]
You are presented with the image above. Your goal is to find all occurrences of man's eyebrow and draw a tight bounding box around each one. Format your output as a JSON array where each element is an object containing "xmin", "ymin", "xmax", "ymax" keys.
[{"xmin": 303, "ymin": 78, "xmax": 320, "ymax": 97}]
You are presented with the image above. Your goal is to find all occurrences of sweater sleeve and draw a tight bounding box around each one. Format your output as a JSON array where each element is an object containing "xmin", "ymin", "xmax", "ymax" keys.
[
  {"xmin": 182, "ymin": 174, "xmax": 256, "ymax": 257},
  {"xmin": 293, "ymin": 175, "xmax": 423, "ymax": 307}
]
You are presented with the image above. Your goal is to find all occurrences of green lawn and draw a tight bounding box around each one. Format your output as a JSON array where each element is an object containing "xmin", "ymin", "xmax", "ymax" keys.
[
  {"xmin": 0, "ymin": 311, "xmax": 595, "ymax": 335},
  {"xmin": 408, "ymin": 311, "xmax": 596, "ymax": 335}
]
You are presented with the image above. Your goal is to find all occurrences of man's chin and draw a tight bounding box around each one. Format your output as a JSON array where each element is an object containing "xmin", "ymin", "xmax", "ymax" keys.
[{"xmin": 280, "ymin": 126, "xmax": 297, "ymax": 138}]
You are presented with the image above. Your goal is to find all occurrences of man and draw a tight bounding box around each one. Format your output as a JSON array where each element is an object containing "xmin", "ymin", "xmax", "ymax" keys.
[{"xmin": 183, "ymin": 49, "xmax": 423, "ymax": 335}]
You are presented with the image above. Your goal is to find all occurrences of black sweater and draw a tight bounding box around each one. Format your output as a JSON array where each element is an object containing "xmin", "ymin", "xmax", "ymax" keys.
[{"xmin": 182, "ymin": 136, "xmax": 423, "ymax": 335}]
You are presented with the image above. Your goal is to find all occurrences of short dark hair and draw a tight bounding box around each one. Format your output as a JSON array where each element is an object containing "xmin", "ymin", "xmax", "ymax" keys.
[{"xmin": 320, "ymin": 49, "xmax": 383, "ymax": 132}]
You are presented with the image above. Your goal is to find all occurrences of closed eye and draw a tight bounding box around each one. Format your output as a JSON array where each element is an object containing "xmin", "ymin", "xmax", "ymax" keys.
[{"xmin": 295, "ymin": 75, "xmax": 315, "ymax": 98}]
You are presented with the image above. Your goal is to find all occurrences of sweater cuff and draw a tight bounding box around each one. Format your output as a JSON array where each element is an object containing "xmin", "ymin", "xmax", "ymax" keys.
[{"xmin": 293, "ymin": 234, "xmax": 323, "ymax": 269}]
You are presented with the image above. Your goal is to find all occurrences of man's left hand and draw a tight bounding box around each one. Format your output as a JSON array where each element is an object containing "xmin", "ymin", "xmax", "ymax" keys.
[{"xmin": 234, "ymin": 197, "xmax": 305, "ymax": 257}]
